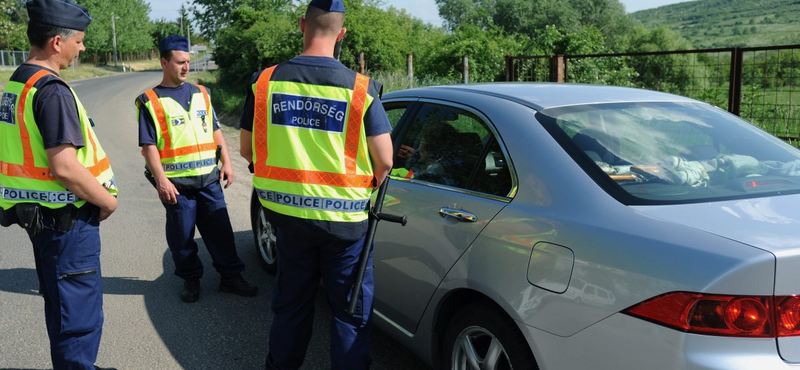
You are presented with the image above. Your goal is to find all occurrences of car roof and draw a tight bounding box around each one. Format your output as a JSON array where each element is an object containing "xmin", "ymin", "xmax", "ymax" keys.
[{"xmin": 382, "ymin": 83, "xmax": 702, "ymax": 111}]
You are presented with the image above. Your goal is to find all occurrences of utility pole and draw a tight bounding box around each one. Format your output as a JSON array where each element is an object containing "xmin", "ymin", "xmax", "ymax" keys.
[{"xmin": 111, "ymin": 12, "xmax": 119, "ymax": 68}]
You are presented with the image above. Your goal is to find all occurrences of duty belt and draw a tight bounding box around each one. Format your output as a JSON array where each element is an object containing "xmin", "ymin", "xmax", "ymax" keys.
[
  {"xmin": 162, "ymin": 158, "xmax": 216, "ymax": 172},
  {"xmin": 0, "ymin": 185, "xmax": 80, "ymax": 204},
  {"xmin": 256, "ymin": 189, "xmax": 369, "ymax": 212}
]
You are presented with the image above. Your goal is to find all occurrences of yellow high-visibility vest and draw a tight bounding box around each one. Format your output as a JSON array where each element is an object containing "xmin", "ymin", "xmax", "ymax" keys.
[
  {"xmin": 0, "ymin": 69, "xmax": 116, "ymax": 210},
  {"xmin": 138, "ymin": 84, "xmax": 217, "ymax": 178},
  {"xmin": 251, "ymin": 65, "xmax": 375, "ymax": 222}
]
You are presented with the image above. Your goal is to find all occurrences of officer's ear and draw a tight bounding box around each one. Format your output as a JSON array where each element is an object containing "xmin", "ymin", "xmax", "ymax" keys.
[
  {"xmin": 299, "ymin": 17, "xmax": 306, "ymax": 33},
  {"xmin": 336, "ymin": 27, "xmax": 346, "ymax": 42}
]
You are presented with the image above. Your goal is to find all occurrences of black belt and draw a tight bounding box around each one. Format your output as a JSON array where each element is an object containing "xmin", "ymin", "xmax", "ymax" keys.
[{"xmin": 0, "ymin": 203, "xmax": 93, "ymax": 234}]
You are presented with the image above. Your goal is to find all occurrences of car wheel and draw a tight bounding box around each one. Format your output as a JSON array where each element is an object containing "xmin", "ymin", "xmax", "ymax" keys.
[
  {"xmin": 443, "ymin": 301, "xmax": 538, "ymax": 370},
  {"xmin": 250, "ymin": 190, "xmax": 277, "ymax": 274}
]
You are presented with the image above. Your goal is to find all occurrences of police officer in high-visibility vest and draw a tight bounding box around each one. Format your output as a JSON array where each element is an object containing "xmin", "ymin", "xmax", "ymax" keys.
[
  {"xmin": 239, "ymin": 0, "xmax": 393, "ymax": 368},
  {"xmin": 136, "ymin": 35, "xmax": 257, "ymax": 303},
  {"xmin": 0, "ymin": 1, "xmax": 118, "ymax": 369}
]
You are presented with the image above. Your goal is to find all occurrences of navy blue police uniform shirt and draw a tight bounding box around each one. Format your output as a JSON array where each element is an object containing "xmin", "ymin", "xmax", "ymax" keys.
[
  {"xmin": 137, "ymin": 83, "xmax": 221, "ymax": 190},
  {"xmin": 9, "ymin": 64, "xmax": 85, "ymax": 150},
  {"xmin": 239, "ymin": 56, "xmax": 393, "ymax": 241}
]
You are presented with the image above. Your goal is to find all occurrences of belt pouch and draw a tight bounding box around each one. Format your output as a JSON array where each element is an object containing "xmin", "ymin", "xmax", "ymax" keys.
[{"xmin": 14, "ymin": 203, "xmax": 43, "ymax": 235}]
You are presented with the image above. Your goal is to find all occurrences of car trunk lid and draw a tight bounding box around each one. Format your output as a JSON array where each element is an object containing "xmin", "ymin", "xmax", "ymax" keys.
[{"xmin": 634, "ymin": 193, "xmax": 800, "ymax": 363}]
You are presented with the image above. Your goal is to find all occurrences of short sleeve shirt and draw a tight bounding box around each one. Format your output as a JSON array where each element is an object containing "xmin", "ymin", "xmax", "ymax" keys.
[
  {"xmin": 239, "ymin": 56, "xmax": 392, "ymax": 136},
  {"xmin": 137, "ymin": 83, "xmax": 220, "ymax": 146},
  {"xmin": 10, "ymin": 64, "xmax": 85, "ymax": 150},
  {"xmin": 135, "ymin": 83, "xmax": 221, "ymax": 190},
  {"xmin": 239, "ymin": 56, "xmax": 393, "ymax": 241}
]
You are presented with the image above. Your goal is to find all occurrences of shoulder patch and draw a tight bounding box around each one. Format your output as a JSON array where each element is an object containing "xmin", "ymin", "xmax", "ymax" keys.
[{"xmin": 0, "ymin": 92, "xmax": 17, "ymax": 126}]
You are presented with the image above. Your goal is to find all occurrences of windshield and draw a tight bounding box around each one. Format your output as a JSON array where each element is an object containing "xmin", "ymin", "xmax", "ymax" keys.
[{"xmin": 538, "ymin": 102, "xmax": 800, "ymax": 204}]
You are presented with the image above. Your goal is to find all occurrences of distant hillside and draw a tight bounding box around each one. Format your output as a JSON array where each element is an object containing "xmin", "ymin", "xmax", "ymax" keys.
[{"xmin": 631, "ymin": 0, "xmax": 800, "ymax": 48}]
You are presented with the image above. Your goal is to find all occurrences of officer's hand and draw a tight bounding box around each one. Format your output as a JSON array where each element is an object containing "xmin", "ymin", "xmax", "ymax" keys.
[
  {"xmin": 220, "ymin": 163, "xmax": 235, "ymax": 189},
  {"xmin": 156, "ymin": 178, "xmax": 179, "ymax": 205},
  {"xmin": 98, "ymin": 197, "xmax": 118, "ymax": 222}
]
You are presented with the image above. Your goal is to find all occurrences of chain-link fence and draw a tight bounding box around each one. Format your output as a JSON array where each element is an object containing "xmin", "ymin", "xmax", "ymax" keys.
[
  {"xmin": 506, "ymin": 45, "xmax": 800, "ymax": 144},
  {"xmin": 0, "ymin": 51, "xmax": 29, "ymax": 68}
]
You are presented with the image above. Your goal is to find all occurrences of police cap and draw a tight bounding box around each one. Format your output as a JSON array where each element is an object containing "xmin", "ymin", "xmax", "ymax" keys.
[
  {"xmin": 159, "ymin": 35, "xmax": 190, "ymax": 53},
  {"xmin": 26, "ymin": 0, "xmax": 92, "ymax": 31},
  {"xmin": 308, "ymin": 0, "xmax": 345, "ymax": 13}
]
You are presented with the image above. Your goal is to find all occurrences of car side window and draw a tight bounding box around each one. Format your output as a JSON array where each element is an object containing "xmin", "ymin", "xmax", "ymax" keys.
[
  {"xmin": 383, "ymin": 101, "xmax": 411, "ymax": 131},
  {"xmin": 392, "ymin": 103, "xmax": 512, "ymax": 197}
]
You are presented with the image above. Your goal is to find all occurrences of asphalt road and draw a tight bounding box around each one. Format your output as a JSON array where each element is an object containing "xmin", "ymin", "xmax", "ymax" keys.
[{"xmin": 0, "ymin": 71, "xmax": 431, "ymax": 370}]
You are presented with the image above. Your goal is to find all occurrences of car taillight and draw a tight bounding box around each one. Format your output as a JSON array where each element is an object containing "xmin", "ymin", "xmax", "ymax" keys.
[{"xmin": 623, "ymin": 292, "xmax": 800, "ymax": 338}]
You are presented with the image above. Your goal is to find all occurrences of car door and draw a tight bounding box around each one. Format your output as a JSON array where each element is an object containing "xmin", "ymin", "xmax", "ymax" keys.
[{"xmin": 374, "ymin": 100, "xmax": 514, "ymax": 333}]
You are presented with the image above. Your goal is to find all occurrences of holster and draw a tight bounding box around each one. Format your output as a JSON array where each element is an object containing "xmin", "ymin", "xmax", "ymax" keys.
[
  {"xmin": 0, "ymin": 204, "xmax": 80, "ymax": 235},
  {"xmin": 47, "ymin": 206, "xmax": 78, "ymax": 233},
  {"xmin": 13, "ymin": 203, "xmax": 44, "ymax": 236}
]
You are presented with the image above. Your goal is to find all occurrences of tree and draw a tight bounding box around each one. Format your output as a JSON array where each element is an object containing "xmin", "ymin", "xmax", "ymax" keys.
[
  {"xmin": 435, "ymin": 0, "xmax": 496, "ymax": 31},
  {"xmin": 422, "ymin": 24, "xmax": 522, "ymax": 82},
  {"xmin": 213, "ymin": 4, "xmax": 301, "ymax": 85},
  {"xmin": 78, "ymin": 0, "xmax": 154, "ymax": 58},
  {"xmin": 191, "ymin": 0, "xmax": 290, "ymax": 41},
  {"xmin": 0, "ymin": 0, "xmax": 27, "ymax": 50}
]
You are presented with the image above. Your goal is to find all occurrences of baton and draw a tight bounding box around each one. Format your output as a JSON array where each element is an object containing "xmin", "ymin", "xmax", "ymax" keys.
[{"xmin": 347, "ymin": 177, "xmax": 406, "ymax": 316}]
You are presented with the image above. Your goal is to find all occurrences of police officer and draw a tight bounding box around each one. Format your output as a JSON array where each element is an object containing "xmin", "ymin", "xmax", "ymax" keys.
[
  {"xmin": 0, "ymin": 1, "xmax": 118, "ymax": 369},
  {"xmin": 239, "ymin": 0, "xmax": 393, "ymax": 368},
  {"xmin": 136, "ymin": 35, "xmax": 257, "ymax": 303}
]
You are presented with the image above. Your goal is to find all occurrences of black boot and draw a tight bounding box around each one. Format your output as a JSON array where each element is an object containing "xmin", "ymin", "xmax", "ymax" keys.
[
  {"xmin": 219, "ymin": 274, "xmax": 258, "ymax": 297},
  {"xmin": 181, "ymin": 279, "xmax": 200, "ymax": 302}
]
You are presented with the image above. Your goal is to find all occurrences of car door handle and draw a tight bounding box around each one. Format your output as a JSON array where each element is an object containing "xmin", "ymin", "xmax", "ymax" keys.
[{"xmin": 439, "ymin": 207, "xmax": 478, "ymax": 222}]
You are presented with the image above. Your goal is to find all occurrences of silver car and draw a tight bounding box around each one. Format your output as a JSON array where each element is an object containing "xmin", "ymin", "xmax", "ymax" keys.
[{"xmin": 251, "ymin": 83, "xmax": 800, "ymax": 370}]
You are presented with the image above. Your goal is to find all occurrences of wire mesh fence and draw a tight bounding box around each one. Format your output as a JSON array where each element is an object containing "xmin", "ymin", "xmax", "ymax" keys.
[
  {"xmin": 506, "ymin": 44, "xmax": 800, "ymax": 144},
  {"xmin": 0, "ymin": 51, "xmax": 29, "ymax": 68}
]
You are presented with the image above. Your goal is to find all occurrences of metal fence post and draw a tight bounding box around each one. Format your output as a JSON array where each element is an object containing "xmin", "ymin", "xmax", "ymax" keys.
[
  {"xmin": 407, "ymin": 53, "xmax": 413, "ymax": 89},
  {"xmin": 505, "ymin": 55, "xmax": 513, "ymax": 81},
  {"xmin": 549, "ymin": 55, "xmax": 564, "ymax": 82},
  {"xmin": 728, "ymin": 47, "xmax": 743, "ymax": 116},
  {"xmin": 462, "ymin": 55, "xmax": 468, "ymax": 84}
]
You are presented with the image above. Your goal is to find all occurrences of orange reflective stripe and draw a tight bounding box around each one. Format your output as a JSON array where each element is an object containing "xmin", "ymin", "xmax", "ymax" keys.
[
  {"xmin": 253, "ymin": 68, "xmax": 372, "ymax": 188},
  {"xmin": 18, "ymin": 69, "xmax": 55, "ymax": 169},
  {"xmin": 1, "ymin": 151, "xmax": 110, "ymax": 180},
  {"xmin": 158, "ymin": 142, "xmax": 218, "ymax": 159},
  {"xmin": 198, "ymin": 85, "xmax": 211, "ymax": 119},
  {"xmin": 144, "ymin": 89, "xmax": 172, "ymax": 151},
  {"xmin": 1, "ymin": 161, "xmax": 54, "ymax": 180},
  {"xmin": 5, "ymin": 70, "xmax": 110, "ymax": 183},
  {"xmin": 344, "ymin": 73, "xmax": 369, "ymax": 174},
  {"xmin": 260, "ymin": 165, "xmax": 374, "ymax": 188},
  {"xmin": 253, "ymin": 66, "xmax": 276, "ymax": 167}
]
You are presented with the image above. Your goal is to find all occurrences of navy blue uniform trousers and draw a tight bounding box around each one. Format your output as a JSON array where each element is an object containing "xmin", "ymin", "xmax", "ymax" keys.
[
  {"xmin": 29, "ymin": 205, "xmax": 103, "ymax": 370},
  {"xmin": 162, "ymin": 181, "xmax": 244, "ymax": 280},
  {"xmin": 265, "ymin": 228, "xmax": 374, "ymax": 370}
]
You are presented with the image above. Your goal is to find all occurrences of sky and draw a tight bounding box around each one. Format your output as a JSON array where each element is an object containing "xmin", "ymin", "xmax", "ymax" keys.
[{"xmin": 147, "ymin": 0, "xmax": 695, "ymax": 28}]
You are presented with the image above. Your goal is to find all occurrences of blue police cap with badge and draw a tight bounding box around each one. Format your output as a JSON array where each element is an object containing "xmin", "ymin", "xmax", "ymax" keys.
[
  {"xmin": 309, "ymin": 0, "xmax": 346, "ymax": 13},
  {"xmin": 26, "ymin": 0, "xmax": 92, "ymax": 31},
  {"xmin": 158, "ymin": 35, "xmax": 190, "ymax": 53}
]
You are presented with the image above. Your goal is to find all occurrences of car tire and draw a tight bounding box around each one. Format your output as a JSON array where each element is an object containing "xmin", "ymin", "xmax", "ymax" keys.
[
  {"xmin": 250, "ymin": 190, "xmax": 278, "ymax": 274},
  {"xmin": 442, "ymin": 301, "xmax": 538, "ymax": 370}
]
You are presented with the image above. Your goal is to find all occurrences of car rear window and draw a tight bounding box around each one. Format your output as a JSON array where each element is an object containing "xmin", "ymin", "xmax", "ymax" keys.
[{"xmin": 538, "ymin": 102, "xmax": 800, "ymax": 204}]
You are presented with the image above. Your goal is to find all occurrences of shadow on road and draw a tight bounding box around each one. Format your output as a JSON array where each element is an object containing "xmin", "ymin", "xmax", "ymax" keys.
[{"xmin": 0, "ymin": 229, "xmax": 431, "ymax": 369}]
